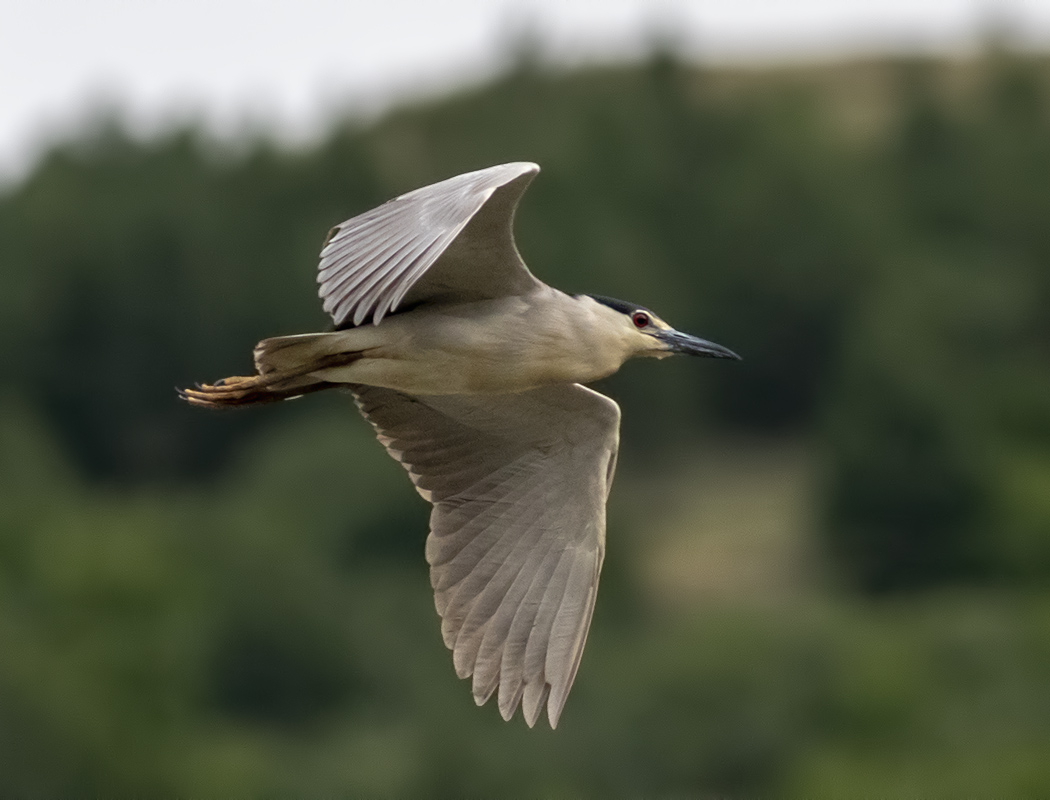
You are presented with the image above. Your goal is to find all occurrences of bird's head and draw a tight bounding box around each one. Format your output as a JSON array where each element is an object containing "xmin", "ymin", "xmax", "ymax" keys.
[{"xmin": 585, "ymin": 294, "xmax": 741, "ymax": 363}]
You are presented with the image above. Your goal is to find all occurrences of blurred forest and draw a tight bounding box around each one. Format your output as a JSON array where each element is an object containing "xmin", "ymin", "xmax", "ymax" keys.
[{"xmin": 2, "ymin": 43, "xmax": 1050, "ymax": 796}]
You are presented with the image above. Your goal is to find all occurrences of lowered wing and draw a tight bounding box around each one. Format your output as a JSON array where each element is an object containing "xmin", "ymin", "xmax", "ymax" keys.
[{"xmin": 350, "ymin": 382, "xmax": 621, "ymax": 728}]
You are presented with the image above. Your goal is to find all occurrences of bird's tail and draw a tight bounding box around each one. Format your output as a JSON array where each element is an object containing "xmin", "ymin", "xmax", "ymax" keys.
[
  {"xmin": 252, "ymin": 332, "xmax": 360, "ymax": 375},
  {"xmin": 179, "ymin": 332, "xmax": 360, "ymax": 409}
]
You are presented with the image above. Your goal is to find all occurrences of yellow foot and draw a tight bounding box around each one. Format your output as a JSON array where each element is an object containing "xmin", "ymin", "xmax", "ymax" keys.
[{"xmin": 178, "ymin": 375, "xmax": 272, "ymax": 408}]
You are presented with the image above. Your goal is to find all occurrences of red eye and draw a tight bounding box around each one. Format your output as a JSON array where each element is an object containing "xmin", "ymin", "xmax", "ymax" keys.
[{"xmin": 632, "ymin": 312, "xmax": 650, "ymax": 328}]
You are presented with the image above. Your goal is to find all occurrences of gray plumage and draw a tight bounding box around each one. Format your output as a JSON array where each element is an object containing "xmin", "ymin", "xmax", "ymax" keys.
[
  {"xmin": 181, "ymin": 162, "xmax": 739, "ymax": 728},
  {"xmin": 353, "ymin": 382, "xmax": 617, "ymax": 726},
  {"xmin": 319, "ymin": 163, "xmax": 541, "ymax": 328}
]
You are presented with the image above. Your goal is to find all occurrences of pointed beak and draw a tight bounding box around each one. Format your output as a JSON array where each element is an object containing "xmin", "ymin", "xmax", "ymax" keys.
[{"xmin": 655, "ymin": 329, "xmax": 741, "ymax": 360}]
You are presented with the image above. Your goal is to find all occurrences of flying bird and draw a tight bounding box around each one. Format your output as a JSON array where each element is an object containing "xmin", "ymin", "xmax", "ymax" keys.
[{"xmin": 180, "ymin": 162, "xmax": 739, "ymax": 728}]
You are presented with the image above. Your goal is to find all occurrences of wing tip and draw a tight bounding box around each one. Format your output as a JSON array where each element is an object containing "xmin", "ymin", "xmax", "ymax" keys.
[
  {"xmin": 508, "ymin": 160, "xmax": 540, "ymax": 175},
  {"xmin": 521, "ymin": 681, "xmax": 551, "ymax": 728},
  {"xmin": 499, "ymin": 161, "xmax": 540, "ymax": 186}
]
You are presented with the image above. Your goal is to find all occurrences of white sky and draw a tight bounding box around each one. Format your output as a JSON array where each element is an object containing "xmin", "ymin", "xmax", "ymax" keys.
[{"xmin": 2, "ymin": 0, "xmax": 1050, "ymax": 183}]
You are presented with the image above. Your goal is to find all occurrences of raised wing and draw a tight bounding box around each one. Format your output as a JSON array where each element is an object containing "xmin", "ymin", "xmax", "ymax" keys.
[
  {"xmin": 319, "ymin": 162, "xmax": 542, "ymax": 328},
  {"xmin": 350, "ymin": 383, "xmax": 621, "ymax": 728}
]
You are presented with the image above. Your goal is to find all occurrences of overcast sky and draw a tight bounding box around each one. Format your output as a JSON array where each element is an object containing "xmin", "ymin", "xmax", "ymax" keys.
[{"xmin": 2, "ymin": 0, "xmax": 1049, "ymax": 182}]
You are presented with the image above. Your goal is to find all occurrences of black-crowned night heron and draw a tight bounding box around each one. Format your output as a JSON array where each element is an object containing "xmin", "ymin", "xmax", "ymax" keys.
[{"xmin": 181, "ymin": 162, "xmax": 739, "ymax": 728}]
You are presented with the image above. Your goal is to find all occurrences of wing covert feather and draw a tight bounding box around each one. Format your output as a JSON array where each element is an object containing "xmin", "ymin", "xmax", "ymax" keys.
[{"xmin": 350, "ymin": 383, "xmax": 620, "ymax": 728}]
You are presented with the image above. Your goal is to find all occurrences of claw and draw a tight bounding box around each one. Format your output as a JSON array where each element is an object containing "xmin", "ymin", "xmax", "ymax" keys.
[{"xmin": 177, "ymin": 387, "xmax": 203, "ymax": 405}]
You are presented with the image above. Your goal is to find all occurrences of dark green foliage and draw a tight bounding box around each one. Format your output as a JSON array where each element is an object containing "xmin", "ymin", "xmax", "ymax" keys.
[{"xmin": 821, "ymin": 53, "xmax": 1050, "ymax": 588}]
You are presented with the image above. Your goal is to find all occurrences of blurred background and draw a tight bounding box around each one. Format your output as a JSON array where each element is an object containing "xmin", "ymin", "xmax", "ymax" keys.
[{"xmin": 2, "ymin": 0, "xmax": 1050, "ymax": 795}]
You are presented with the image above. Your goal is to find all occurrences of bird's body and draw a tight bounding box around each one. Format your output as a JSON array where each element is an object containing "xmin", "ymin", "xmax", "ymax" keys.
[
  {"xmin": 258, "ymin": 289, "xmax": 654, "ymax": 396},
  {"xmin": 181, "ymin": 162, "xmax": 738, "ymax": 728}
]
